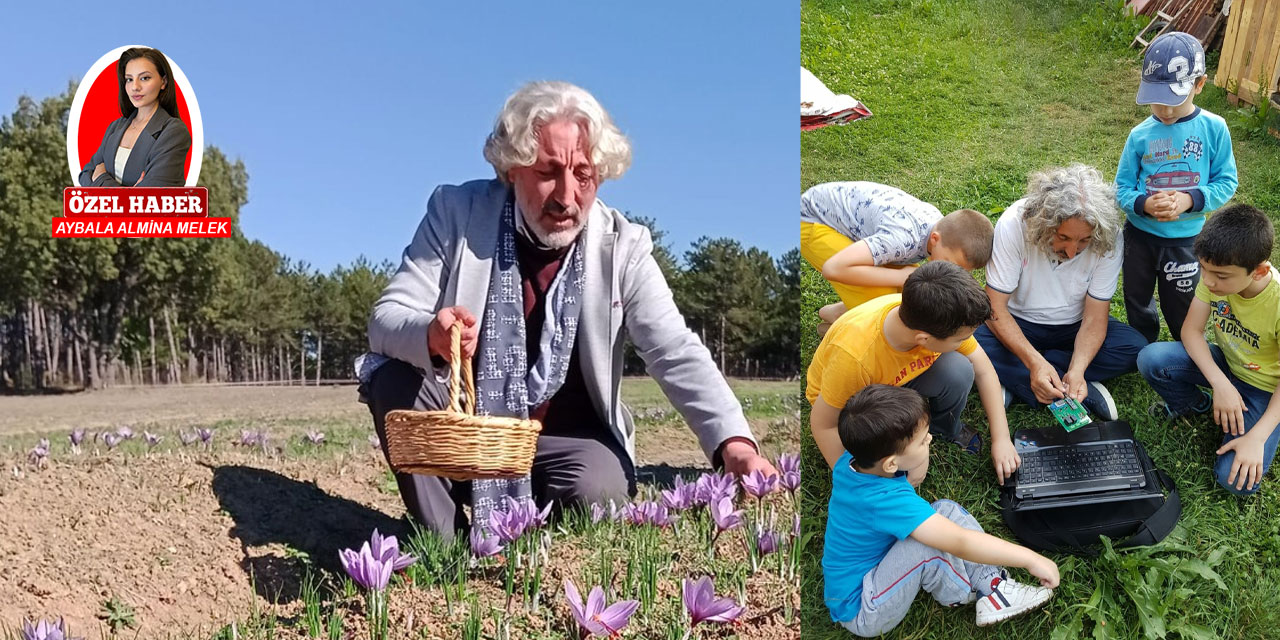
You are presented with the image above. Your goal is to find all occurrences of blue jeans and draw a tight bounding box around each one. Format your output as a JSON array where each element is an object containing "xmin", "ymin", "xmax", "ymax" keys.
[
  {"xmin": 974, "ymin": 315, "xmax": 1146, "ymax": 409},
  {"xmin": 903, "ymin": 351, "xmax": 974, "ymax": 441},
  {"xmin": 1137, "ymin": 341, "xmax": 1280, "ymax": 496}
]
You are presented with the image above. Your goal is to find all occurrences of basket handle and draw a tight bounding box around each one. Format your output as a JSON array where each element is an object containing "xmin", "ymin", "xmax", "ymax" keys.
[{"xmin": 447, "ymin": 322, "xmax": 476, "ymax": 415}]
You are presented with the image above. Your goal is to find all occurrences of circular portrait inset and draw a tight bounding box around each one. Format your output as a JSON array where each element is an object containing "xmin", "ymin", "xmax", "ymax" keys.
[{"xmin": 67, "ymin": 45, "xmax": 204, "ymax": 187}]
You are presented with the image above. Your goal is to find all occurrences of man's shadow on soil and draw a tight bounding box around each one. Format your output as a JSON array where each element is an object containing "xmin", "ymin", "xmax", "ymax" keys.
[
  {"xmin": 635, "ymin": 463, "xmax": 707, "ymax": 487},
  {"xmin": 207, "ymin": 464, "xmax": 410, "ymax": 604}
]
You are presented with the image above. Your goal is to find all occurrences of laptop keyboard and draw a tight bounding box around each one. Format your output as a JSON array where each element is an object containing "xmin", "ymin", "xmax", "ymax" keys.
[{"xmin": 1017, "ymin": 441, "xmax": 1143, "ymax": 486}]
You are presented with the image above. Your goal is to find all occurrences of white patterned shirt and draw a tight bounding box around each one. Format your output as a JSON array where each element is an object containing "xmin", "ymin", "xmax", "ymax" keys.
[{"xmin": 800, "ymin": 182, "xmax": 941, "ymax": 265}]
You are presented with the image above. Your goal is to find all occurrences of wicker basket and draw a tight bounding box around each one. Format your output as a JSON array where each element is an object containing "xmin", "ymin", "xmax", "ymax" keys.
[{"xmin": 384, "ymin": 323, "xmax": 541, "ymax": 480}]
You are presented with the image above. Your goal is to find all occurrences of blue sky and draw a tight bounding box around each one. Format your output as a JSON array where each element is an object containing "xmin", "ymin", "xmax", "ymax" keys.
[{"xmin": 4, "ymin": 3, "xmax": 798, "ymax": 273}]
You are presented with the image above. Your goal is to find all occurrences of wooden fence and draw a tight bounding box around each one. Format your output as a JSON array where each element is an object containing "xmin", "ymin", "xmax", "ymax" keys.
[{"xmin": 1215, "ymin": 0, "xmax": 1280, "ymax": 107}]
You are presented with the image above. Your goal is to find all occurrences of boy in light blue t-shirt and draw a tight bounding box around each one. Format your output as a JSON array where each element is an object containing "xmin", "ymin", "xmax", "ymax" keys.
[
  {"xmin": 823, "ymin": 384, "xmax": 1058, "ymax": 636},
  {"xmin": 1115, "ymin": 31, "xmax": 1239, "ymax": 344}
]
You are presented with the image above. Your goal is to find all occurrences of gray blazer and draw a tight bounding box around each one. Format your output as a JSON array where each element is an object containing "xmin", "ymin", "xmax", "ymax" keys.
[
  {"xmin": 368, "ymin": 179, "xmax": 756, "ymax": 464},
  {"xmin": 77, "ymin": 110, "xmax": 191, "ymax": 187}
]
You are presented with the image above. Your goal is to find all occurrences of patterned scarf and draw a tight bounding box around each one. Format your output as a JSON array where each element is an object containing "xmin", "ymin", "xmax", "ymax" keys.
[{"xmin": 470, "ymin": 196, "xmax": 585, "ymax": 534}]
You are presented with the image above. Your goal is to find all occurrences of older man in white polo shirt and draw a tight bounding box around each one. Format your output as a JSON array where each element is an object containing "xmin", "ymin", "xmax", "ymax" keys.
[{"xmin": 974, "ymin": 165, "xmax": 1147, "ymax": 419}]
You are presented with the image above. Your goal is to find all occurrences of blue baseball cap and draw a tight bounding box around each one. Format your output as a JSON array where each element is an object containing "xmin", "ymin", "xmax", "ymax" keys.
[{"xmin": 1137, "ymin": 32, "xmax": 1206, "ymax": 106}]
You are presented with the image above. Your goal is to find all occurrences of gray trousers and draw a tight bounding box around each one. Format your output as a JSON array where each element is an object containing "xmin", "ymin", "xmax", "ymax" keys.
[
  {"xmin": 903, "ymin": 351, "xmax": 975, "ymax": 441},
  {"xmin": 841, "ymin": 500, "xmax": 1000, "ymax": 637},
  {"xmin": 363, "ymin": 358, "xmax": 635, "ymax": 542}
]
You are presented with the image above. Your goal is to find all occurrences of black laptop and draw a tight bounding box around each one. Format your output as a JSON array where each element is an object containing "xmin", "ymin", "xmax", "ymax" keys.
[{"xmin": 1011, "ymin": 421, "xmax": 1148, "ymax": 500}]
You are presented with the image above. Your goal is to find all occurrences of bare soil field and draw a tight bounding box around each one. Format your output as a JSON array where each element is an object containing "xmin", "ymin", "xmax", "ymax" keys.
[{"xmin": 0, "ymin": 381, "xmax": 801, "ymax": 638}]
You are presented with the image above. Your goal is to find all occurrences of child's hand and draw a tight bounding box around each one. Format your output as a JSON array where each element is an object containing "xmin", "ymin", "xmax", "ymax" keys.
[
  {"xmin": 1027, "ymin": 554, "xmax": 1060, "ymax": 589},
  {"xmin": 1145, "ymin": 191, "xmax": 1182, "ymax": 221},
  {"xmin": 1211, "ymin": 381, "xmax": 1249, "ymax": 436},
  {"xmin": 1217, "ymin": 434, "xmax": 1265, "ymax": 492},
  {"xmin": 991, "ymin": 438, "xmax": 1021, "ymax": 486}
]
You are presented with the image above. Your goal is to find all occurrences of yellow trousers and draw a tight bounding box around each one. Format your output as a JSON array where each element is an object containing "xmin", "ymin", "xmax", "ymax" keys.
[{"xmin": 800, "ymin": 222, "xmax": 901, "ymax": 309}]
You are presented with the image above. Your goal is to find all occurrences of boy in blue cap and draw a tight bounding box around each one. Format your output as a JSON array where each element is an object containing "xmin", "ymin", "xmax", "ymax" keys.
[{"xmin": 1115, "ymin": 31, "xmax": 1238, "ymax": 345}]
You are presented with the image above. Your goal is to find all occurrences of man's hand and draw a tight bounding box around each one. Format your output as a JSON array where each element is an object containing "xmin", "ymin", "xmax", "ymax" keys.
[
  {"xmin": 428, "ymin": 306, "xmax": 479, "ymax": 361},
  {"xmin": 92, "ymin": 163, "xmax": 107, "ymax": 181},
  {"xmin": 1061, "ymin": 368, "xmax": 1088, "ymax": 403},
  {"xmin": 991, "ymin": 438, "xmax": 1021, "ymax": 486},
  {"xmin": 1217, "ymin": 434, "xmax": 1265, "ymax": 492},
  {"xmin": 721, "ymin": 440, "xmax": 777, "ymax": 478},
  {"xmin": 1027, "ymin": 554, "xmax": 1061, "ymax": 589},
  {"xmin": 1029, "ymin": 359, "xmax": 1066, "ymax": 404},
  {"xmin": 1211, "ymin": 380, "xmax": 1249, "ymax": 436}
]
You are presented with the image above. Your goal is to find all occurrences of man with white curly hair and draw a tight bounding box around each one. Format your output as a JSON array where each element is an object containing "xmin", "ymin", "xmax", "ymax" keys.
[
  {"xmin": 974, "ymin": 165, "xmax": 1147, "ymax": 421},
  {"xmin": 357, "ymin": 81, "xmax": 775, "ymax": 540}
]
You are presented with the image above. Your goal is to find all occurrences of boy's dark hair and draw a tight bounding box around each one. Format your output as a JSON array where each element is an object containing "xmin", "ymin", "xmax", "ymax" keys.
[
  {"xmin": 1194, "ymin": 204, "xmax": 1274, "ymax": 271},
  {"xmin": 839, "ymin": 384, "xmax": 929, "ymax": 469},
  {"xmin": 899, "ymin": 261, "xmax": 992, "ymax": 338}
]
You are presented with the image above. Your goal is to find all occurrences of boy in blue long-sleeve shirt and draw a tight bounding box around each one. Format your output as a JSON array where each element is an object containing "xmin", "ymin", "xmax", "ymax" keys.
[{"xmin": 1115, "ymin": 31, "xmax": 1238, "ymax": 344}]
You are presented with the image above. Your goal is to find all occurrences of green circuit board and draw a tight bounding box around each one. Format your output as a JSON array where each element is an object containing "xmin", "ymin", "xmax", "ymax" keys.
[{"xmin": 1048, "ymin": 396, "xmax": 1092, "ymax": 432}]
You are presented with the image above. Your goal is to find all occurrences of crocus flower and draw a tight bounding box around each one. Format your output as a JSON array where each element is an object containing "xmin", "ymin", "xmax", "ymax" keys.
[
  {"xmin": 102, "ymin": 433, "xmax": 122, "ymax": 450},
  {"xmin": 756, "ymin": 529, "xmax": 780, "ymax": 556},
  {"xmin": 235, "ymin": 430, "xmax": 262, "ymax": 447},
  {"xmin": 304, "ymin": 431, "xmax": 326, "ymax": 445},
  {"xmin": 489, "ymin": 500, "xmax": 533, "ymax": 543},
  {"xmin": 710, "ymin": 496, "xmax": 743, "ymax": 533},
  {"xmin": 469, "ymin": 528, "xmax": 504, "ymax": 558},
  {"xmin": 695, "ymin": 471, "xmax": 737, "ymax": 505},
  {"xmin": 116, "ymin": 426, "xmax": 134, "ymax": 440},
  {"xmin": 777, "ymin": 453, "xmax": 800, "ymax": 494},
  {"xmin": 28, "ymin": 439, "xmax": 49, "ymax": 465},
  {"xmin": 368, "ymin": 529, "xmax": 416, "ymax": 571},
  {"xmin": 650, "ymin": 503, "xmax": 678, "ymax": 528},
  {"xmin": 683, "ymin": 576, "xmax": 746, "ymax": 626},
  {"xmin": 179, "ymin": 431, "xmax": 198, "ymax": 446},
  {"xmin": 564, "ymin": 579, "xmax": 640, "ymax": 638},
  {"xmin": 741, "ymin": 468, "xmax": 779, "ymax": 499},
  {"xmin": 338, "ymin": 543, "xmax": 392, "ymax": 591},
  {"xmin": 197, "ymin": 428, "xmax": 214, "ymax": 445},
  {"xmin": 792, "ymin": 513, "xmax": 800, "ymax": 538},
  {"xmin": 590, "ymin": 502, "xmax": 607, "ymax": 524},
  {"xmin": 144, "ymin": 431, "xmax": 162, "ymax": 448},
  {"xmin": 69, "ymin": 429, "xmax": 86, "ymax": 447},
  {"xmin": 21, "ymin": 617, "xmax": 82, "ymax": 640},
  {"xmin": 661, "ymin": 476, "xmax": 697, "ymax": 511}
]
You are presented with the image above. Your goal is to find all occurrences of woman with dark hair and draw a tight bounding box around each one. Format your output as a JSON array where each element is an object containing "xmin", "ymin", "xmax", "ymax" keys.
[{"xmin": 78, "ymin": 47, "xmax": 191, "ymax": 187}]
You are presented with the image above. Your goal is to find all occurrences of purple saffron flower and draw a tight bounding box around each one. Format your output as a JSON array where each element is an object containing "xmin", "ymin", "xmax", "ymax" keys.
[
  {"xmin": 197, "ymin": 428, "xmax": 214, "ymax": 445},
  {"xmin": 368, "ymin": 529, "xmax": 416, "ymax": 571},
  {"xmin": 304, "ymin": 430, "xmax": 326, "ymax": 445},
  {"xmin": 489, "ymin": 500, "xmax": 533, "ymax": 543},
  {"xmin": 564, "ymin": 579, "xmax": 640, "ymax": 638},
  {"xmin": 710, "ymin": 496, "xmax": 743, "ymax": 533},
  {"xmin": 756, "ymin": 529, "xmax": 781, "ymax": 556},
  {"xmin": 778, "ymin": 453, "xmax": 800, "ymax": 494},
  {"xmin": 235, "ymin": 430, "xmax": 261, "ymax": 447},
  {"xmin": 590, "ymin": 502, "xmax": 607, "ymax": 524},
  {"xmin": 144, "ymin": 431, "xmax": 162, "ymax": 448},
  {"xmin": 650, "ymin": 503, "xmax": 678, "ymax": 528},
  {"xmin": 741, "ymin": 468, "xmax": 779, "ymax": 499},
  {"xmin": 102, "ymin": 433, "xmax": 122, "ymax": 450},
  {"xmin": 683, "ymin": 576, "xmax": 746, "ymax": 626},
  {"xmin": 661, "ymin": 476, "xmax": 697, "ymax": 511},
  {"xmin": 69, "ymin": 429, "xmax": 86, "ymax": 447},
  {"xmin": 21, "ymin": 617, "xmax": 82, "ymax": 640},
  {"xmin": 469, "ymin": 529, "xmax": 504, "ymax": 558},
  {"xmin": 792, "ymin": 513, "xmax": 801, "ymax": 538},
  {"xmin": 179, "ymin": 431, "xmax": 198, "ymax": 446},
  {"xmin": 338, "ymin": 542, "xmax": 392, "ymax": 591},
  {"xmin": 28, "ymin": 439, "xmax": 49, "ymax": 465},
  {"xmin": 116, "ymin": 426, "xmax": 134, "ymax": 440},
  {"xmin": 695, "ymin": 471, "xmax": 738, "ymax": 505}
]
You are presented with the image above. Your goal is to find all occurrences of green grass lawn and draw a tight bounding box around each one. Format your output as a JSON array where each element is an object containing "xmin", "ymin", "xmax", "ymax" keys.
[{"xmin": 801, "ymin": 1, "xmax": 1280, "ymax": 638}]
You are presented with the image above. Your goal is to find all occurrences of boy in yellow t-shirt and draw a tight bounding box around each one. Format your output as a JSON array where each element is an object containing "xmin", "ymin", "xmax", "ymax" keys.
[
  {"xmin": 808, "ymin": 261, "xmax": 1021, "ymax": 485},
  {"xmin": 1138, "ymin": 205, "xmax": 1280, "ymax": 495}
]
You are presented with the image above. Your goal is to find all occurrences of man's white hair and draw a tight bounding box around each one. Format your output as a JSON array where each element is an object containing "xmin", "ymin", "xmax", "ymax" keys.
[
  {"xmin": 483, "ymin": 81, "xmax": 632, "ymax": 183},
  {"xmin": 1022, "ymin": 164, "xmax": 1122, "ymax": 256}
]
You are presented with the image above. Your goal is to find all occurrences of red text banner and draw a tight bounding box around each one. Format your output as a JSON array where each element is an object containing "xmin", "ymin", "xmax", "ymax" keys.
[
  {"xmin": 63, "ymin": 187, "xmax": 208, "ymax": 218},
  {"xmin": 51, "ymin": 217, "xmax": 231, "ymax": 238}
]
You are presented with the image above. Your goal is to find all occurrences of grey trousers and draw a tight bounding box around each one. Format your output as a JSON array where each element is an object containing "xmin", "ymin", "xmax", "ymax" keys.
[
  {"xmin": 840, "ymin": 500, "xmax": 1000, "ymax": 637},
  {"xmin": 363, "ymin": 358, "xmax": 635, "ymax": 542},
  {"xmin": 903, "ymin": 351, "xmax": 975, "ymax": 441}
]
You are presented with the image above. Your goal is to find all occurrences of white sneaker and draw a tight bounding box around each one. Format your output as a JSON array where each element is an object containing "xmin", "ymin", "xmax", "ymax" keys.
[
  {"xmin": 1000, "ymin": 385, "xmax": 1012, "ymax": 409},
  {"xmin": 1086, "ymin": 381, "xmax": 1118, "ymax": 421},
  {"xmin": 975, "ymin": 575, "xmax": 1053, "ymax": 627}
]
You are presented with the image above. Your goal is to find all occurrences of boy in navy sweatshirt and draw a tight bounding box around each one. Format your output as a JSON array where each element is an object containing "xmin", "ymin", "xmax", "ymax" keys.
[{"xmin": 1115, "ymin": 31, "xmax": 1238, "ymax": 344}]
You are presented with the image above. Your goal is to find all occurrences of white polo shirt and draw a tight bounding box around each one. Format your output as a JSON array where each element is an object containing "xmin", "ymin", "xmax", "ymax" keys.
[{"xmin": 985, "ymin": 198, "xmax": 1123, "ymax": 325}]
